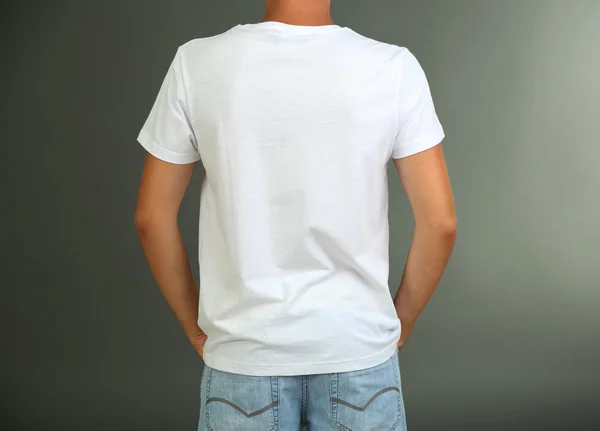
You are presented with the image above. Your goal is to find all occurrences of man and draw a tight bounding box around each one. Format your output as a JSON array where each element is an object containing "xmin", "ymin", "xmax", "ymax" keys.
[{"xmin": 135, "ymin": 0, "xmax": 456, "ymax": 429}]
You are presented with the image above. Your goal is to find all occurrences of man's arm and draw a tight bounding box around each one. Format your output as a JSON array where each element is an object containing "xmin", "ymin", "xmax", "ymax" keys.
[
  {"xmin": 393, "ymin": 143, "xmax": 457, "ymax": 349},
  {"xmin": 134, "ymin": 154, "xmax": 207, "ymax": 357}
]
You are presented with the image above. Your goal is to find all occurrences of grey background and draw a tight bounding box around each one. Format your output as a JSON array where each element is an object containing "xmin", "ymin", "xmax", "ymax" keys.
[{"xmin": 2, "ymin": 0, "xmax": 599, "ymax": 430}]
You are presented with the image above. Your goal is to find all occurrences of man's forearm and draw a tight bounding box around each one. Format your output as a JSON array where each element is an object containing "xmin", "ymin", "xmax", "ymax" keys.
[
  {"xmin": 136, "ymin": 219, "xmax": 202, "ymax": 339},
  {"xmin": 394, "ymin": 222, "xmax": 456, "ymax": 342}
]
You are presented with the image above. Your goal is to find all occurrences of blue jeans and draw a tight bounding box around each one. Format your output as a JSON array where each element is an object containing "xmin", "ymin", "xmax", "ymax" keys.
[{"xmin": 197, "ymin": 350, "xmax": 407, "ymax": 430}]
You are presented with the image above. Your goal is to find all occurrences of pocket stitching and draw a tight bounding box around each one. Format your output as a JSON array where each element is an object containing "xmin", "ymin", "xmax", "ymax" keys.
[
  {"xmin": 206, "ymin": 397, "xmax": 279, "ymax": 418},
  {"xmin": 332, "ymin": 386, "xmax": 400, "ymax": 411}
]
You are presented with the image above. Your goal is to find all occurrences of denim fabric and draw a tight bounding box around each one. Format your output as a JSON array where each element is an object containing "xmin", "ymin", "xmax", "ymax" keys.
[{"xmin": 197, "ymin": 350, "xmax": 406, "ymax": 431}]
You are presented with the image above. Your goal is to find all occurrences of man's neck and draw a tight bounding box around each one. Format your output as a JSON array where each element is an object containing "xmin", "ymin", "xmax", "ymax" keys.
[{"xmin": 264, "ymin": 0, "xmax": 333, "ymax": 26}]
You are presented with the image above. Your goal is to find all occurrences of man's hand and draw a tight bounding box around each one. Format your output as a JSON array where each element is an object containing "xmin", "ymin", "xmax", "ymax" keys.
[
  {"xmin": 189, "ymin": 330, "xmax": 208, "ymax": 359},
  {"xmin": 397, "ymin": 323, "xmax": 413, "ymax": 352}
]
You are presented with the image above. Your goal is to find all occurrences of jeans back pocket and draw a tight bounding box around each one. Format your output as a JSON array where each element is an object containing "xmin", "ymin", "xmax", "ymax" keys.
[
  {"xmin": 330, "ymin": 353, "xmax": 404, "ymax": 431},
  {"xmin": 204, "ymin": 366, "xmax": 279, "ymax": 431}
]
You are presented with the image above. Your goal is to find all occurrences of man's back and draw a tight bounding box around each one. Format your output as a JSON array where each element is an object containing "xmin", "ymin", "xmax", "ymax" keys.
[{"xmin": 138, "ymin": 21, "xmax": 444, "ymax": 376}]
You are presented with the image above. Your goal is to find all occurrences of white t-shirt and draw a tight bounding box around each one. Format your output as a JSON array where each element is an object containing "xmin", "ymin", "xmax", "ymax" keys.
[{"xmin": 137, "ymin": 21, "xmax": 445, "ymax": 376}]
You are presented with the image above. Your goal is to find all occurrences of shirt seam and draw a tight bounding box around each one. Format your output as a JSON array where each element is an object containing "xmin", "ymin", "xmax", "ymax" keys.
[
  {"xmin": 391, "ymin": 131, "xmax": 445, "ymax": 159},
  {"xmin": 174, "ymin": 47, "xmax": 200, "ymax": 151},
  {"xmin": 392, "ymin": 48, "xmax": 428, "ymax": 152},
  {"xmin": 138, "ymin": 129, "xmax": 200, "ymax": 161},
  {"xmin": 390, "ymin": 48, "xmax": 404, "ymax": 158}
]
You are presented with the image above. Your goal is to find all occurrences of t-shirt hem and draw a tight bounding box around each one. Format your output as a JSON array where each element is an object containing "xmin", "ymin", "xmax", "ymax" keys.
[
  {"xmin": 392, "ymin": 130, "xmax": 445, "ymax": 159},
  {"xmin": 202, "ymin": 342, "xmax": 399, "ymax": 377},
  {"xmin": 137, "ymin": 130, "xmax": 200, "ymax": 164}
]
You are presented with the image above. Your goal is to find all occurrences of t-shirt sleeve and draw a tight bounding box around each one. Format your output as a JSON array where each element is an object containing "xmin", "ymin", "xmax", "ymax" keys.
[
  {"xmin": 391, "ymin": 48, "xmax": 445, "ymax": 159},
  {"xmin": 136, "ymin": 48, "xmax": 201, "ymax": 164}
]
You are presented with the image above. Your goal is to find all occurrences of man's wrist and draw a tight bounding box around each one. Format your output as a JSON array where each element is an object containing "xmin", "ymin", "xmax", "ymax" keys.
[{"xmin": 183, "ymin": 323, "xmax": 204, "ymax": 340}]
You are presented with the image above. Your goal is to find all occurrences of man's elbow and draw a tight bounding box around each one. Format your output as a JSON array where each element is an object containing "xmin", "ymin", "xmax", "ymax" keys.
[
  {"xmin": 134, "ymin": 209, "xmax": 173, "ymax": 235},
  {"xmin": 134, "ymin": 210, "xmax": 153, "ymax": 235},
  {"xmin": 419, "ymin": 216, "xmax": 457, "ymax": 240},
  {"xmin": 437, "ymin": 216, "xmax": 457, "ymax": 238}
]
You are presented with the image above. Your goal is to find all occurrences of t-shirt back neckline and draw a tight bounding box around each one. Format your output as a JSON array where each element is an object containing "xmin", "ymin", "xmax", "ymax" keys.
[{"xmin": 236, "ymin": 21, "xmax": 346, "ymax": 35}]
